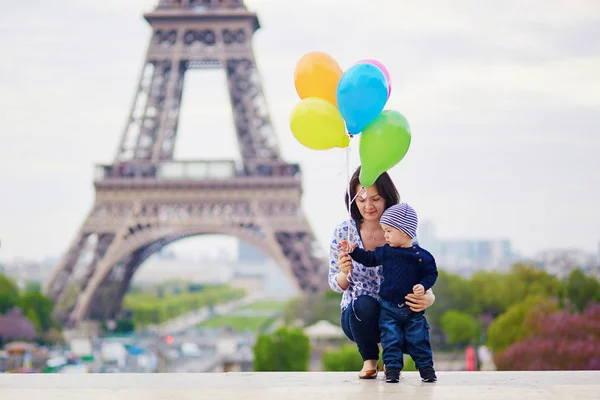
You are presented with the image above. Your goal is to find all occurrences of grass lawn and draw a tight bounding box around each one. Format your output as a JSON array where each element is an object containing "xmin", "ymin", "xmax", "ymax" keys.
[
  {"xmin": 198, "ymin": 299, "xmax": 286, "ymax": 332},
  {"xmin": 198, "ymin": 315, "xmax": 277, "ymax": 332},
  {"xmin": 238, "ymin": 300, "xmax": 286, "ymax": 312}
]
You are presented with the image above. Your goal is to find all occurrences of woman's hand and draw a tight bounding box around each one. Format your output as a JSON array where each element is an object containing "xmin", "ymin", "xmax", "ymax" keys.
[
  {"xmin": 338, "ymin": 252, "xmax": 353, "ymax": 275},
  {"xmin": 336, "ymin": 251, "xmax": 353, "ymax": 290},
  {"xmin": 405, "ymin": 289, "xmax": 435, "ymax": 312}
]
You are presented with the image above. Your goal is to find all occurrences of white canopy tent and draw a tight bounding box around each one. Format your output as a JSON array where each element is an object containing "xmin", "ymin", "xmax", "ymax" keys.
[{"xmin": 304, "ymin": 320, "xmax": 345, "ymax": 340}]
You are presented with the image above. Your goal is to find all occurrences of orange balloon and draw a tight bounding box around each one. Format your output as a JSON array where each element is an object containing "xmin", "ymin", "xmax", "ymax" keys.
[{"xmin": 294, "ymin": 51, "xmax": 343, "ymax": 107}]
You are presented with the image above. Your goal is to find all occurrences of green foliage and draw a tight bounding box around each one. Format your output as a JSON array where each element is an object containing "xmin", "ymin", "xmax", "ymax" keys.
[
  {"xmin": 322, "ymin": 344, "xmax": 363, "ymax": 371},
  {"xmin": 25, "ymin": 307, "xmax": 42, "ymax": 332},
  {"xmin": 199, "ymin": 300, "xmax": 284, "ymax": 333},
  {"xmin": 123, "ymin": 284, "xmax": 245, "ymax": 326},
  {"xmin": 238, "ymin": 300, "xmax": 286, "ymax": 312},
  {"xmin": 564, "ymin": 269, "xmax": 600, "ymax": 312},
  {"xmin": 506, "ymin": 263, "xmax": 561, "ymax": 303},
  {"xmin": 471, "ymin": 264, "xmax": 560, "ymax": 317},
  {"xmin": 283, "ymin": 291, "xmax": 342, "ymax": 327},
  {"xmin": 253, "ymin": 327, "xmax": 310, "ymax": 371},
  {"xmin": 403, "ymin": 355, "xmax": 417, "ymax": 371},
  {"xmin": 486, "ymin": 295, "xmax": 557, "ymax": 353},
  {"xmin": 0, "ymin": 274, "xmax": 58, "ymax": 333},
  {"xmin": 321, "ymin": 345, "xmax": 418, "ymax": 372},
  {"xmin": 0, "ymin": 274, "xmax": 20, "ymax": 314},
  {"xmin": 440, "ymin": 310, "xmax": 480, "ymax": 346},
  {"xmin": 470, "ymin": 271, "xmax": 515, "ymax": 316},
  {"xmin": 114, "ymin": 319, "xmax": 135, "ymax": 334},
  {"xmin": 24, "ymin": 281, "xmax": 42, "ymax": 293},
  {"xmin": 282, "ymin": 297, "xmax": 305, "ymax": 325},
  {"xmin": 427, "ymin": 270, "xmax": 478, "ymax": 327},
  {"xmin": 20, "ymin": 291, "xmax": 54, "ymax": 332},
  {"xmin": 199, "ymin": 315, "xmax": 277, "ymax": 333}
]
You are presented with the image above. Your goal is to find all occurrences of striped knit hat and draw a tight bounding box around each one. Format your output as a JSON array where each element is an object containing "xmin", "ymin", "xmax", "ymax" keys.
[{"xmin": 380, "ymin": 203, "xmax": 419, "ymax": 238}]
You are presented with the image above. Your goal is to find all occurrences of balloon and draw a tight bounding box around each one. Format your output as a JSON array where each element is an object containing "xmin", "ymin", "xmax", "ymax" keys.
[
  {"xmin": 289, "ymin": 97, "xmax": 350, "ymax": 150},
  {"xmin": 294, "ymin": 52, "xmax": 343, "ymax": 107},
  {"xmin": 359, "ymin": 110, "xmax": 411, "ymax": 186},
  {"xmin": 336, "ymin": 63, "xmax": 388, "ymax": 134},
  {"xmin": 357, "ymin": 59, "xmax": 392, "ymax": 99}
]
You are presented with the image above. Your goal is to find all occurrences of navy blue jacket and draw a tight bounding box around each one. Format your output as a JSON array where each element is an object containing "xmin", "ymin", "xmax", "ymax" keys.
[{"xmin": 350, "ymin": 244, "xmax": 438, "ymax": 306}]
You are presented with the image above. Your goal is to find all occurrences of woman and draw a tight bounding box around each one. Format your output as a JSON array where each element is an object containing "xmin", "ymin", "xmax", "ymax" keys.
[{"xmin": 328, "ymin": 166, "xmax": 436, "ymax": 379}]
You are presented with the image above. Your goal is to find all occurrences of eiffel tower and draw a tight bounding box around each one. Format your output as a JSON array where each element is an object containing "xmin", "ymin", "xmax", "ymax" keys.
[{"xmin": 43, "ymin": 0, "xmax": 326, "ymax": 327}]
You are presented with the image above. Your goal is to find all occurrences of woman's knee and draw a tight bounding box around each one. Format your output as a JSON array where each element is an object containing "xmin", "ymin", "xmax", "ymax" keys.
[
  {"xmin": 351, "ymin": 297, "xmax": 380, "ymax": 327},
  {"xmin": 341, "ymin": 308, "xmax": 354, "ymax": 341},
  {"xmin": 353, "ymin": 295, "xmax": 380, "ymax": 317}
]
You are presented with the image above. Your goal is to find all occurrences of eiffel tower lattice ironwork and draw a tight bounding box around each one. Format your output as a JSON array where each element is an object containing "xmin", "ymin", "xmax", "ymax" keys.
[{"xmin": 43, "ymin": 0, "xmax": 327, "ymax": 327}]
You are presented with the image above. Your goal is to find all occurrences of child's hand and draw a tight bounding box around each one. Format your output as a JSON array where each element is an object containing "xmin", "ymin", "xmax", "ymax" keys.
[
  {"xmin": 338, "ymin": 240, "xmax": 356, "ymax": 254},
  {"xmin": 412, "ymin": 284, "xmax": 424, "ymax": 296}
]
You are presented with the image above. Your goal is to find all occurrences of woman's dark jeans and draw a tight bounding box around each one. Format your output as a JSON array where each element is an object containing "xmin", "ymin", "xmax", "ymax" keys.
[{"xmin": 341, "ymin": 295, "xmax": 381, "ymax": 361}]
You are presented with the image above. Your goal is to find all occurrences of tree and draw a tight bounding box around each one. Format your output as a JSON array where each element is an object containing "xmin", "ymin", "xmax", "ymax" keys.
[
  {"xmin": 25, "ymin": 307, "xmax": 42, "ymax": 333},
  {"xmin": 486, "ymin": 295, "xmax": 556, "ymax": 353},
  {"xmin": 24, "ymin": 281, "xmax": 42, "ymax": 293},
  {"xmin": 253, "ymin": 327, "xmax": 310, "ymax": 371},
  {"xmin": 471, "ymin": 264, "xmax": 560, "ymax": 317},
  {"xmin": 0, "ymin": 274, "xmax": 20, "ymax": 314},
  {"xmin": 470, "ymin": 271, "xmax": 513, "ymax": 317},
  {"xmin": 427, "ymin": 270, "xmax": 478, "ymax": 328},
  {"xmin": 496, "ymin": 304, "xmax": 600, "ymax": 370},
  {"xmin": 114, "ymin": 319, "xmax": 135, "ymax": 334},
  {"xmin": 283, "ymin": 291, "xmax": 342, "ymax": 327},
  {"xmin": 505, "ymin": 263, "xmax": 561, "ymax": 304},
  {"xmin": 564, "ymin": 269, "xmax": 600, "ymax": 312},
  {"xmin": 440, "ymin": 310, "xmax": 480, "ymax": 346},
  {"xmin": 322, "ymin": 344, "xmax": 363, "ymax": 371},
  {"xmin": 20, "ymin": 292, "xmax": 54, "ymax": 332}
]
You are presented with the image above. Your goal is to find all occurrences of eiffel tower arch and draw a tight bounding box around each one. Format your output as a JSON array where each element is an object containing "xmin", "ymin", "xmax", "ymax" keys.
[{"xmin": 43, "ymin": 0, "xmax": 327, "ymax": 327}]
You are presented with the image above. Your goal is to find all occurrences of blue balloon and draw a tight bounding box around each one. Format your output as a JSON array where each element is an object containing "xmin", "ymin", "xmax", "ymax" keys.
[{"xmin": 336, "ymin": 63, "xmax": 388, "ymax": 134}]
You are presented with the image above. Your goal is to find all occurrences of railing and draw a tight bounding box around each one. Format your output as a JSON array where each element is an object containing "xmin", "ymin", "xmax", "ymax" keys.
[
  {"xmin": 95, "ymin": 160, "xmax": 300, "ymax": 181},
  {"xmin": 157, "ymin": 0, "xmax": 245, "ymax": 10}
]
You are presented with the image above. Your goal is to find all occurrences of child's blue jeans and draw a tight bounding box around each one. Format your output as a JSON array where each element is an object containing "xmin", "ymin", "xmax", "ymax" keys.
[{"xmin": 379, "ymin": 297, "xmax": 434, "ymax": 371}]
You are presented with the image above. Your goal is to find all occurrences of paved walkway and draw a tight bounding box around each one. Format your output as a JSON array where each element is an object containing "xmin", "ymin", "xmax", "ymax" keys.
[{"xmin": 1, "ymin": 371, "xmax": 598, "ymax": 399}]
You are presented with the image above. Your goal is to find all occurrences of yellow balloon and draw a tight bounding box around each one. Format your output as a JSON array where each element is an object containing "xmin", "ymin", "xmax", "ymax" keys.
[
  {"xmin": 294, "ymin": 51, "xmax": 343, "ymax": 107},
  {"xmin": 290, "ymin": 98, "xmax": 349, "ymax": 150}
]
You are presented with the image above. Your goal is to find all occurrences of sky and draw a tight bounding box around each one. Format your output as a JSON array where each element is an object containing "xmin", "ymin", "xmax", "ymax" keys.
[{"xmin": 1, "ymin": 0, "xmax": 599, "ymax": 265}]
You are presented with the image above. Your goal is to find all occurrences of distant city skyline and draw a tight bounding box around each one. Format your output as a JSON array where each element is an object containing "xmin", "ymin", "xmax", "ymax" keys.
[
  {"xmin": 2, "ymin": 233, "xmax": 597, "ymax": 290},
  {"xmin": 1, "ymin": 0, "xmax": 599, "ymax": 264}
]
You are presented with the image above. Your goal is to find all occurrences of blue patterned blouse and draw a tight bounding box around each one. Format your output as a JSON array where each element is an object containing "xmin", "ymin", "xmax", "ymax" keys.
[{"xmin": 328, "ymin": 219, "xmax": 383, "ymax": 310}]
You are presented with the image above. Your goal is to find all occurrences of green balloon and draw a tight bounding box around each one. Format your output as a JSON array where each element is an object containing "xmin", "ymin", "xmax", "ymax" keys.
[{"xmin": 359, "ymin": 110, "xmax": 412, "ymax": 187}]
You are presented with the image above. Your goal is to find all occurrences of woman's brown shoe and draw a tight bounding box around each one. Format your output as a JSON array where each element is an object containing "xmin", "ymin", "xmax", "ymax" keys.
[{"xmin": 358, "ymin": 364, "xmax": 379, "ymax": 379}]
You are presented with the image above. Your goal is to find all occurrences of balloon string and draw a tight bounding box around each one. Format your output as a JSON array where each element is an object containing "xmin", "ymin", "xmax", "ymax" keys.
[
  {"xmin": 345, "ymin": 133, "xmax": 365, "ymax": 242},
  {"xmin": 344, "ymin": 133, "xmax": 365, "ymax": 300},
  {"xmin": 346, "ymin": 139, "xmax": 352, "ymax": 244}
]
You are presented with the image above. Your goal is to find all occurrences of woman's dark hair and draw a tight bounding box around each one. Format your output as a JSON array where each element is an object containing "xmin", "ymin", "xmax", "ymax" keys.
[{"xmin": 344, "ymin": 166, "xmax": 400, "ymax": 223}]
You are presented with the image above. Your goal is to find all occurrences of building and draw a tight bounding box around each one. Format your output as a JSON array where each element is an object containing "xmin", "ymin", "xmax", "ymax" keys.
[
  {"xmin": 436, "ymin": 239, "xmax": 515, "ymax": 275},
  {"xmin": 133, "ymin": 256, "xmax": 234, "ymax": 284},
  {"xmin": 228, "ymin": 269, "xmax": 265, "ymax": 293},
  {"xmin": 0, "ymin": 258, "xmax": 56, "ymax": 288},
  {"xmin": 417, "ymin": 221, "xmax": 517, "ymax": 276},
  {"xmin": 534, "ymin": 249, "xmax": 599, "ymax": 279}
]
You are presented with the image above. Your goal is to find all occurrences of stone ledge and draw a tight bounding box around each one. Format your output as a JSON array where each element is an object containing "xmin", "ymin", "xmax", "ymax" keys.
[{"xmin": 0, "ymin": 371, "xmax": 598, "ymax": 400}]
